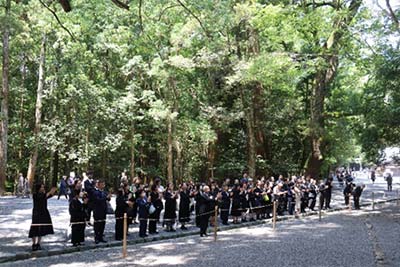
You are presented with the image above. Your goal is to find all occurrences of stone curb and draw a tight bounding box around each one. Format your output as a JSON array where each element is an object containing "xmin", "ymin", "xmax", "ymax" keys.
[{"xmin": 1, "ymin": 197, "xmax": 398, "ymax": 264}]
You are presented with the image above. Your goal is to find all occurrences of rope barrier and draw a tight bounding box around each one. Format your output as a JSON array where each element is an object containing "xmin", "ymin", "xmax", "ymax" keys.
[{"xmin": 30, "ymin": 203, "xmax": 275, "ymax": 228}]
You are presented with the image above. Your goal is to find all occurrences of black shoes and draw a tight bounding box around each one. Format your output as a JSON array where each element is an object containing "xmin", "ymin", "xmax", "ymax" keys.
[
  {"xmin": 32, "ymin": 244, "xmax": 42, "ymax": 251},
  {"xmin": 181, "ymin": 226, "xmax": 188, "ymax": 230}
]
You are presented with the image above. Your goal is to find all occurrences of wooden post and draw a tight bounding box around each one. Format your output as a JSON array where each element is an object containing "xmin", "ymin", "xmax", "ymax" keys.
[
  {"xmin": 397, "ymin": 189, "xmax": 399, "ymax": 206},
  {"xmin": 122, "ymin": 213, "xmax": 127, "ymax": 258},
  {"xmin": 372, "ymin": 192, "xmax": 375, "ymax": 210},
  {"xmin": 214, "ymin": 205, "xmax": 218, "ymax": 242},
  {"xmin": 273, "ymin": 201, "xmax": 277, "ymax": 230}
]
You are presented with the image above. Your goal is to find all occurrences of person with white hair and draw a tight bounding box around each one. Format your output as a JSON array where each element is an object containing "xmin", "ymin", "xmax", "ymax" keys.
[{"xmin": 198, "ymin": 185, "xmax": 214, "ymax": 237}]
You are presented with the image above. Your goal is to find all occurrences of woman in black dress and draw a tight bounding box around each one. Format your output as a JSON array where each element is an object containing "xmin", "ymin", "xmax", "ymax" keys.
[
  {"xmin": 163, "ymin": 183, "xmax": 178, "ymax": 232},
  {"xmin": 69, "ymin": 189, "xmax": 87, "ymax": 246},
  {"xmin": 115, "ymin": 185, "xmax": 133, "ymax": 241},
  {"xmin": 230, "ymin": 181, "xmax": 241, "ymax": 224},
  {"xmin": 29, "ymin": 183, "xmax": 57, "ymax": 251},
  {"xmin": 178, "ymin": 183, "xmax": 191, "ymax": 230},
  {"xmin": 148, "ymin": 184, "xmax": 163, "ymax": 234}
]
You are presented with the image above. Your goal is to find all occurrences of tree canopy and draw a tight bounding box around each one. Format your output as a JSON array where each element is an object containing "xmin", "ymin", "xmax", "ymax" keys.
[{"xmin": 0, "ymin": 0, "xmax": 399, "ymax": 191}]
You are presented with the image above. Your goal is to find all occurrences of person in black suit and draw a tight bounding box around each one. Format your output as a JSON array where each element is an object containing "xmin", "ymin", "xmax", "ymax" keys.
[
  {"xmin": 220, "ymin": 184, "xmax": 230, "ymax": 225},
  {"xmin": 198, "ymin": 185, "xmax": 214, "ymax": 237},
  {"xmin": 179, "ymin": 183, "xmax": 191, "ymax": 230},
  {"xmin": 83, "ymin": 173, "xmax": 96, "ymax": 224},
  {"xmin": 69, "ymin": 189, "xmax": 87, "ymax": 246},
  {"xmin": 92, "ymin": 180, "xmax": 111, "ymax": 244},
  {"xmin": 136, "ymin": 189, "xmax": 149, "ymax": 237}
]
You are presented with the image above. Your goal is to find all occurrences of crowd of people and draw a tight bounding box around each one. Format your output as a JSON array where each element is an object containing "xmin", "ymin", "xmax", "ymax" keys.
[{"xmin": 28, "ymin": 171, "xmax": 368, "ymax": 251}]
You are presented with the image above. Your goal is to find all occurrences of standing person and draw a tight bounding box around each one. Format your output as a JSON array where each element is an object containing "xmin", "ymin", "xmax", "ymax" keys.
[
  {"xmin": 370, "ymin": 170, "xmax": 376, "ymax": 184},
  {"xmin": 308, "ymin": 179, "xmax": 317, "ymax": 211},
  {"xmin": 17, "ymin": 173, "xmax": 25, "ymax": 197},
  {"xmin": 163, "ymin": 183, "xmax": 178, "ymax": 232},
  {"xmin": 136, "ymin": 189, "xmax": 149, "ymax": 238},
  {"xmin": 353, "ymin": 184, "xmax": 365, "ymax": 209},
  {"xmin": 198, "ymin": 186, "xmax": 214, "ymax": 237},
  {"xmin": 318, "ymin": 181, "xmax": 327, "ymax": 210},
  {"xmin": 293, "ymin": 181, "xmax": 302, "ymax": 216},
  {"xmin": 69, "ymin": 189, "xmax": 87, "ymax": 246},
  {"xmin": 83, "ymin": 173, "xmax": 95, "ymax": 225},
  {"xmin": 28, "ymin": 183, "xmax": 57, "ymax": 251},
  {"xmin": 179, "ymin": 183, "xmax": 191, "ymax": 230},
  {"xmin": 324, "ymin": 178, "xmax": 333, "ymax": 209},
  {"xmin": 115, "ymin": 185, "xmax": 134, "ymax": 240},
  {"xmin": 57, "ymin": 176, "xmax": 68, "ymax": 200},
  {"xmin": 230, "ymin": 180, "xmax": 241, "ymax": 224},
  {"xmin": 148, "ymin": 184, "xmax": 162, "ymax": 234},
  {"xmin": 386, "ymin": 173, "xmax": 393, "ymax": 192},
  {"xmin": 92, "ymin": 180, "xmax": 110, "ymax": 244},
  {"xmin": 220, "ymin": 184, "xmax": 230, "ymax": 225}
]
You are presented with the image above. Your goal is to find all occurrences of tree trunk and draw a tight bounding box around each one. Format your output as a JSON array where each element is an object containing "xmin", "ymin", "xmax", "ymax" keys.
[
  {"xmin": 27, "ymin": 34, "xmax": 46, "ymax": 189},
  {"xmin": 85, "ymin": 126, "xmax": 90, "ymax": 170},
  {"xmin": 305, "ymin": 0, "xmax": 362, "ymax": 178},
  {"xmin": 130, "ymin": 121, "xmax": 135, "ymax": 181},
  {"xmin": 167, "ymin": 117, "xmax": 174, "ymax": 185},
  {"xmin": 240, "ymin": 85, "xmax": 256, "ymax": 179},
  {"xmin": 14, "ymin": 54, "xmax": 27, "ymax": 194},
  {"xmin": 207, "ymin": 141, "xmax": 216, "ymax": 180},
  {"xmin": 0, "ymin": 0, "xmax": 11, "ymax": 194},
  {"xmin": 52, "ymin": 150, "xmax": 59, "ymax": 187}
]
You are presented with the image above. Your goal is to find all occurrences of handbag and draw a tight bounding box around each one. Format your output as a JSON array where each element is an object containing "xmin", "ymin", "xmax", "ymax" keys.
[{"xmin": 148, "ymin": 204, "xmax": 156, "ymax": 215}]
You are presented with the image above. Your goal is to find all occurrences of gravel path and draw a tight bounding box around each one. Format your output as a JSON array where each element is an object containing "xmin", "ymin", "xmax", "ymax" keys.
[{"xmin": 2, "ymin": 203, "xmax": 400, "ymax": 267}]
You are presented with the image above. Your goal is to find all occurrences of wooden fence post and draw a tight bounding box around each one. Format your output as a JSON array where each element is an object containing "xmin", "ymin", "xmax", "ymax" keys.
[{"xmin": 122, "ymin": 213, "xmax": 127, "ymax": 258}]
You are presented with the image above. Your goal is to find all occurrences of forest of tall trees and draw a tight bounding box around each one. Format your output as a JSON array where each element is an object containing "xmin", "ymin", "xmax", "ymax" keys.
[{"xmin": 0, "ymin": 0, "xmax": 399, "ymax": 192}]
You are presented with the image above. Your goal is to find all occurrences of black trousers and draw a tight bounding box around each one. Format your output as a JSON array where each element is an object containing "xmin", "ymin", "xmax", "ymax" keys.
[
  {"xmin": 115, "ymin": 218, "xmax": 123, "ymax": 240},
  {"xmin": 308, "ymin": 198, "xmax": 316, "ymax": 210},
  {"xmin": 220, "ymin": 210, "xmax": 229, "ymax": 224},
  {"xmin": 344, "ymin": 195, "xmax": 350, "ymax": 205},
  {"xmin": 199, "ymin": 214, "xmax": 210, "ymax": 234},
  {"xmin": 354, "ymin": 196, "xmax": 360, "ymax": 209},
  {"xmin": 139, "ymin": 219, "xmax": 147, "ymax": 237},
  {"xmin": 71, "ymin": 224, "xmax": 85, "ymax": 244},
  {"xmin": 325, "ymin": 191, "xmax": 332, "ymax": 208},
  {"xmin": 94, "ymin": 221, "xmax": 105, "ymax": 241},
  {"xmin": 388, "ymin": 184, "xmax": 392, "ymax": 191}
]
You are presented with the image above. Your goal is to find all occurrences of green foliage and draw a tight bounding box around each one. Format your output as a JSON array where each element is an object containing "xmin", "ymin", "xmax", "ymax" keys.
[{"xmin": 2, "ymin": 0, "xmax": 399, "ymax": 189}]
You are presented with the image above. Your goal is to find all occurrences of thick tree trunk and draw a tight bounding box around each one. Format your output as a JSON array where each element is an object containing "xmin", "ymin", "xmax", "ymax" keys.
[
  {"xmin": 130, "ymin": 122, "xmax": 135, "ymax": 181},
  {"xmin": 167, "ymin": 117, "xmax": 173, "ymax": 185},
  {"xmin": 0, "ymin": 0, "xmax": 11, "ymax": 194},
  {"xmin": 27, "ymin": 34, "xmax": 46, "ymax": 189},
  {"xmin": 305, "ymin": 0, "xmax": 362, "ymax": 178}
]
